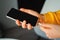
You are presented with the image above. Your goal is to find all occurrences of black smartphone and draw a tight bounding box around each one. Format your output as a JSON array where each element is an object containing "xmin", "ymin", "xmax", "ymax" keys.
[{"xmin": 6, "ymin": 8, "xmax": 38, "ymax": 26}]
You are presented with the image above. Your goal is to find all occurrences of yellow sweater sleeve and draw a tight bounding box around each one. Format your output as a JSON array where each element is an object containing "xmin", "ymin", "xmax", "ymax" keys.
[{"xmin": 43, "ymin": 10, "xmax": 60, "ymax": 25}]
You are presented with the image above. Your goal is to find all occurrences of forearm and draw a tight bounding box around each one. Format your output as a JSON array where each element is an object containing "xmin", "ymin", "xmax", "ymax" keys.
[{"xmin": 40, "ymin": 10, "xmax": 60, "ymax": 25}]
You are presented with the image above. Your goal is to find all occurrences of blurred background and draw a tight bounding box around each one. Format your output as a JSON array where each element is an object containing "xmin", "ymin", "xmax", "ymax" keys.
[{"xmin": 0, "ymin": 0, "xmax": 60, "ymax": 40}]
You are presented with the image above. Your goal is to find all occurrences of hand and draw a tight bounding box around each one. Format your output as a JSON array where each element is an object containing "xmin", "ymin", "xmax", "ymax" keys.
[
  {"xmin": 15, "ymin": 8, "xmax": 44, "ymax": 30},
  {"xmin": 40, "ymin": 23, "xmax": 60, "ymax": 39}
]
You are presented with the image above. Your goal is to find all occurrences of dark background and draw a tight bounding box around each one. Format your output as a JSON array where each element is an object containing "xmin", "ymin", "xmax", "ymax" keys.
[{"xmin": 18, "ymin": 0, "xmax": 45, "ymax": 13}]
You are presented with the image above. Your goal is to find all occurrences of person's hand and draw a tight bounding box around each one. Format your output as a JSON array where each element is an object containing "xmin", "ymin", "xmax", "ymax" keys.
[
  {"xmin": 40, "ymin": 23, "xmax": 60, "ymax": 39},
  {"xmin": 16, "ymin": 8, "xmax": 44, "ymax": 30}
]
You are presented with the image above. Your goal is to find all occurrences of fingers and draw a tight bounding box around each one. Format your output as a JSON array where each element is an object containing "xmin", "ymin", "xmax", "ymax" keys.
[
  {"xmin": 27, "ymin": 23, "xmax": 33, "ymax": 30},
  {"xmin": 40, "ymin": 26, "xmax": 49, "ymax": 33},
  {"xmin": 22, "ymin": 20, "xmax": 27, "ymax": 28},
  {"xmin": 16, "ymin": 20, "xmax": 33, "ymax": 30},
  {"xmin": 39, "ymin": 23, "xmax": 52, "ymax": 34},
  {"xmin": 40, "ymin": 24, "xmax": 54, "ymax": 39},
  {"xmin": 39, "ymin": 23, "xmax": 52, "ymax": 33},
  {"xmin": 16, "ymin": 20, "xmax": 21, "ymax": 26},
  {"xmin": 40, "ymin": 26, "xmax": 52, "ymax": 38},
  {"xmin": 39, "ymin": 23, "xmax": 52, "ymax": 28},
  {"xmin": 40, "ymin": 27, "xmax": 56, "ymax": 39}
]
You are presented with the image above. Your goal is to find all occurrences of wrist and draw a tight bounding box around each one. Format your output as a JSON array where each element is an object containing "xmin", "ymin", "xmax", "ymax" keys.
[{"xmin": 37, "ymin": 14, "xmax": 45, "ymax": 23}]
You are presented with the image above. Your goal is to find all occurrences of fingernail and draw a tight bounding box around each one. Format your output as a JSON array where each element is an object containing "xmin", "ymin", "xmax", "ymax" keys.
[{"xmin": 23, "ymin": 20, "xmax": 26, "ymax": 23}]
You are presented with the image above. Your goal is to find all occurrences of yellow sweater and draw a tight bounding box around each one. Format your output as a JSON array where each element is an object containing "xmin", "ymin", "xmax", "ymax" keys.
[{"xmin": 43, "ymin": 10, "xmax": 60, "ymax": 25}]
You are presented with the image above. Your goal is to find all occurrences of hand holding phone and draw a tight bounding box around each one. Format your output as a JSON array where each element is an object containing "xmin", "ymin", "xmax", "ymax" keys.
[{"xmin": 6, "ymin": 8, "xmax": 38, "ymax": 26}]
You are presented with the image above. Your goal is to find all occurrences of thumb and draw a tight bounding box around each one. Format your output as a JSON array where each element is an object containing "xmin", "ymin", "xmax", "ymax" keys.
[{"xmin": 20, "ymin": 8, "xmax": 40, "ymax": 18}]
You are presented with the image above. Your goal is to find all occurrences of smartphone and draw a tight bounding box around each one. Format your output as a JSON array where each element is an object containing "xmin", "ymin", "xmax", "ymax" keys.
[{"xmin": 6, "ymin": 8, "xmax": 38, "ymax": 26}]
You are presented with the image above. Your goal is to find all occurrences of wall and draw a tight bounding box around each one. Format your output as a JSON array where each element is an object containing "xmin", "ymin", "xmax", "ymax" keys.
[
  {"xmin": 41, "ymin": 0, "xmax": 60, "ymax": 13},
  {"xmin": 0, "ymin": 0, "xmax": 18, "ymax": 29}
]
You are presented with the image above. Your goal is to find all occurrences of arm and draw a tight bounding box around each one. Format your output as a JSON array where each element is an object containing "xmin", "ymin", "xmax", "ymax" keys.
[{"xmin": 43, "ymin": 10, "xmax": 60, "ymax": 25}]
